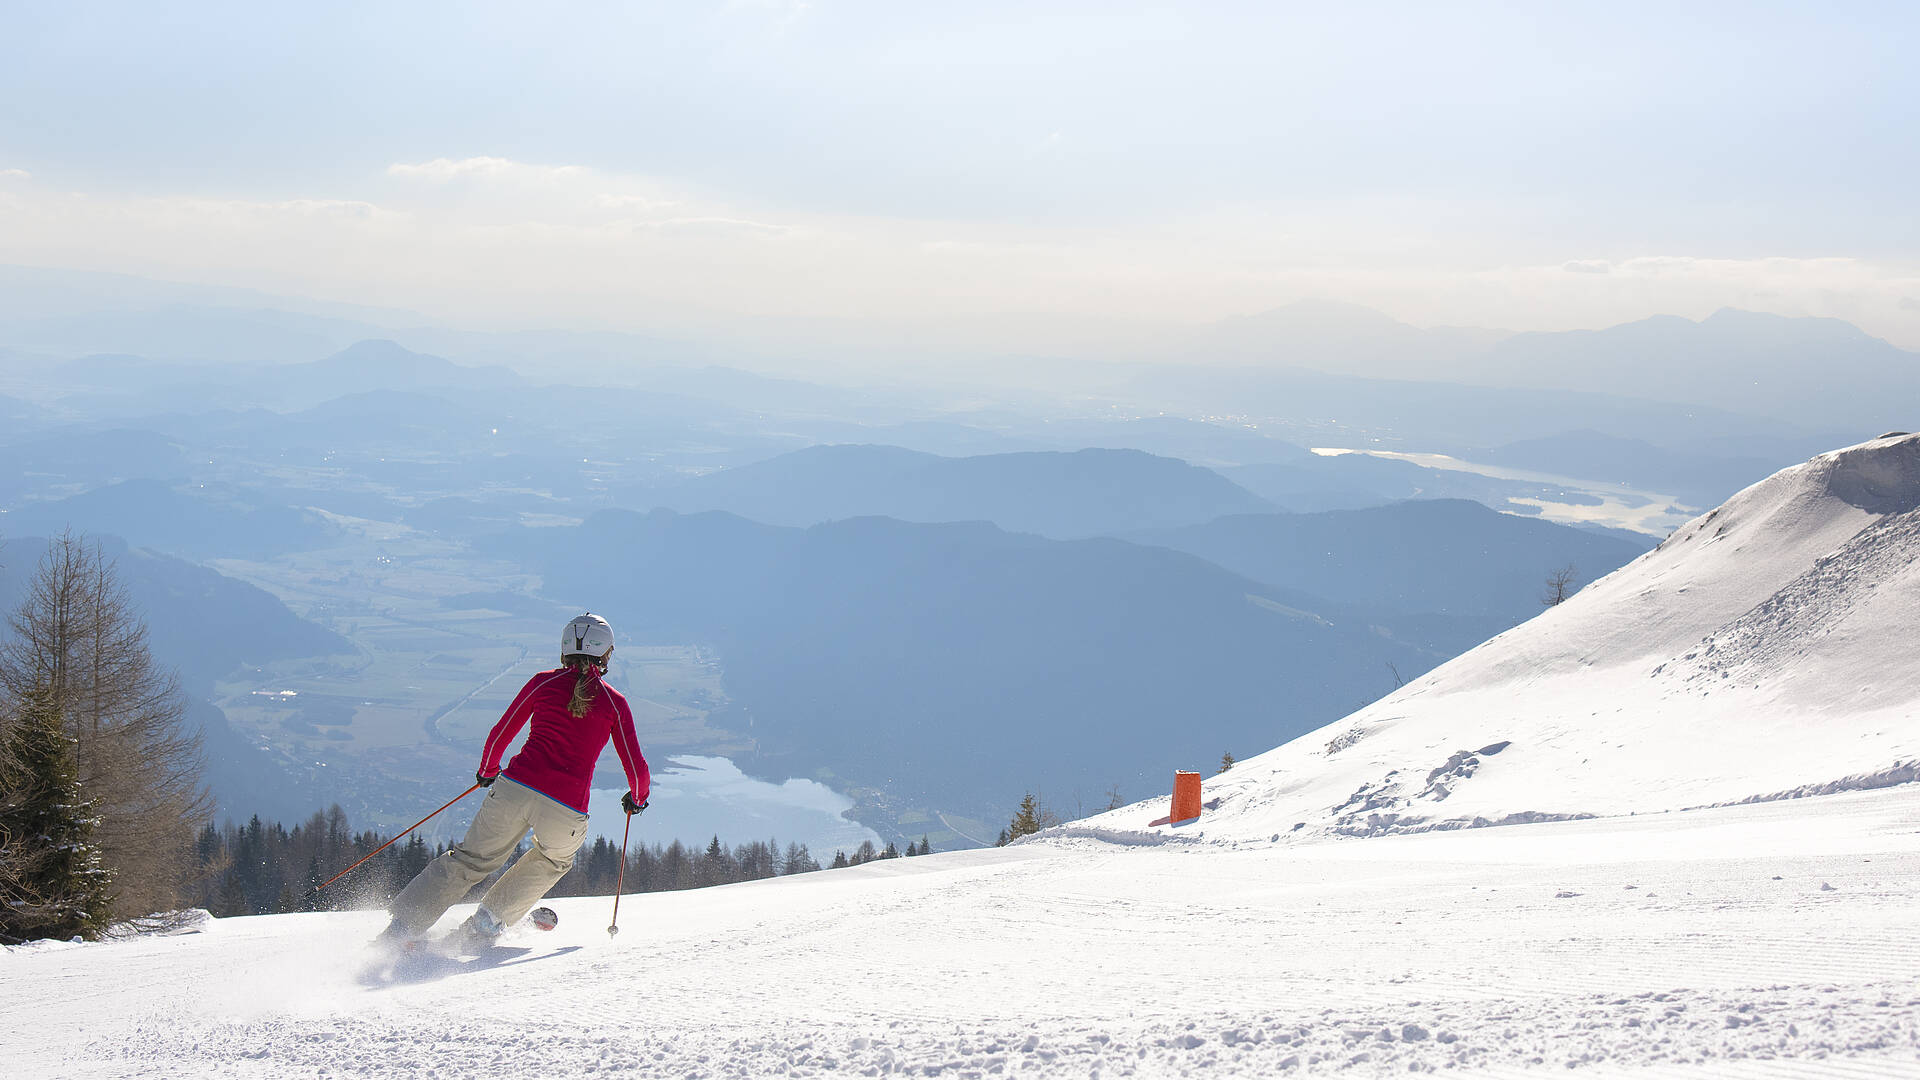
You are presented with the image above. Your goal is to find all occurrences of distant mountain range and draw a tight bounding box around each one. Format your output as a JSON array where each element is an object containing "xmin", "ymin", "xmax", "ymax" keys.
[
  {"xmin": 1465, "ymin": 310, "xmax": 1917, "ymax": 432},
  {"xmin": 652, "ymin": 444, "xmax": 1277, "ymax": 538},
  {"xmin": 1172, "ymin": 299, "xmax": 1914, "ymax": 436},
  {"xmin": 1473, "ymin": 429, "xmax": 1786, "ymax": 509},
  {"xmin": 1130, "ymin": 500, "xmax": 1649, "ymax": 623},
  {"xmin": 1, "ymin": 479, "xmax": 342, "ymax": 562},
  {"xmin": 0, "ymin": 387, "xmax": 48, "ymax": 432},
  {"xmin": 29, "ymin": 339, "xmax": 523, "ymax": 414},
  {"xmin": 518, "ymin": 506, "xmax": 1623, "ymax": 823},
  {"xmin": 4, "ymin": 262, "xmax": 1912, "ymax": 436},
  {"xmin": 1217, "ymin": 452, "xmax": 1626, "ymax": 515},
  {"xmin": 0, "ymin": 428, "xmax": 192, "ymax": 504}
]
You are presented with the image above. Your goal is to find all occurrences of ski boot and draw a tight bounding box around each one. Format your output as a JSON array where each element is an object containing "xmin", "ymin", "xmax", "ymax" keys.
[
  {"xmin": 451, "ymin": 906, "xmax": 505, "ymax": 951},
  {"xmin": 371, "ymin": 917, "xmax": 420, "ymax": 954}
]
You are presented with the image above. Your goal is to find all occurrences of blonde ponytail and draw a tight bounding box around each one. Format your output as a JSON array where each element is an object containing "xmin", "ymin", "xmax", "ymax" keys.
[{"xmin": 565, "ymin": 655, "xmax": 603, "ymax": 717}]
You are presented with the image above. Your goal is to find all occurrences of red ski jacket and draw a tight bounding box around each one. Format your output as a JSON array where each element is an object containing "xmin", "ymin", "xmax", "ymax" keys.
[{"xmin": 478, "ymin": 668, "xmax": 650, "ymax": 815}]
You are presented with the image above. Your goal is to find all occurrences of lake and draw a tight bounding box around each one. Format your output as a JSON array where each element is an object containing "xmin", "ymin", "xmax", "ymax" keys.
[{"xmin": 587, "ymin": 755, "xmax": 882, "ymax": 859}]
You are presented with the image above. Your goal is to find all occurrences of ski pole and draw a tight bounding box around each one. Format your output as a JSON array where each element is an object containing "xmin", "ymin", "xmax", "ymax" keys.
[
  {"xmin": 305, "ymin": 781, "xmax": 483, "ymax": 900},
  {"xmin": 607, "ymin": 812, "xmax": 632, "ymax": 938}
]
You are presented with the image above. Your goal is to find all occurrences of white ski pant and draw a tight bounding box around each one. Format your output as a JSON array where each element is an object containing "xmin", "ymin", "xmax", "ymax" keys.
[{"xmin": 389, "ymin": 778, "xmax": 589, "ymax": 934}]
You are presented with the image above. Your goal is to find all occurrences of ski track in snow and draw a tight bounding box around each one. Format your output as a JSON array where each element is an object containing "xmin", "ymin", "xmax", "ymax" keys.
[{"xmin": 6, "ymin": 787, "xmax": 1919, "ymax": 1078}]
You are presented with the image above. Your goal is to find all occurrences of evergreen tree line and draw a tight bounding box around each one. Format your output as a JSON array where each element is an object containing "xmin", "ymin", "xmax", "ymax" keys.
[
  {"xmin": 0, "ymin": 534, "xmax": 211, "ymax": 944},
  {"xmin": 188, "ymin": 803, "xmax": 938, "ymax": 918},
  {"xmin": 189, "ymin": 808, "xmax": 439, "ymax": 917}
]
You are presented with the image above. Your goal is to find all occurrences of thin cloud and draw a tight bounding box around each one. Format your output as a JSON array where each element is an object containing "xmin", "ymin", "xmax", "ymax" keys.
[
  {"xmin": 388, "ymin": 156, "xmax": 585, "ymax": 182},
  {"xmin": 268, "ymin": 198, "xmax": 381, "ymax": 219},
  {"xmin": 0, "ymin": 168, "xmax": 29, "ymax": 180},
  {"xmin": 635, "ymin": 216, "xmax": 790, "ymax": 235},
  {"xmin": 922, "ymin": 239, "xmax": 1070, "ymax": 257},
  {"xmin": 595, "ymin": 193, "xmax": 679, "ymax": 212}
]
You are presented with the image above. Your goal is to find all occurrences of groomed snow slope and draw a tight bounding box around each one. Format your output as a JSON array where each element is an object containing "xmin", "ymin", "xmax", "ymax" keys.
[
  {"xmin": 1076, "ymin": 432, "xmax": 1920, "ymax": 846},
  {"xmin": 4, "ymin": 787, "xmax": 1918, "ymax": 1078}
]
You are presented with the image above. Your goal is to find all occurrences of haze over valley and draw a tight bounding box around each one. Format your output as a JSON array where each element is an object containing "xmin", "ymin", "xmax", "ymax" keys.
[{"xmin": 1, "ymin": 265, "xmax": 1910, "ymax": 849}]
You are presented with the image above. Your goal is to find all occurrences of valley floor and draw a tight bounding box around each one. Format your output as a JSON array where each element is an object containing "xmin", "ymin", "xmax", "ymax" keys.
[{"xmin": 6, "ymin": 787, "xmax": 1919, "ymax": 1078}]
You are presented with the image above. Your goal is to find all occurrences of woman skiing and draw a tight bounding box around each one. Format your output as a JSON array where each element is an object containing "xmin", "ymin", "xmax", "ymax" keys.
[{"xmin": 379, "ymin": 612, "xmax": 650, "ymax": 946}]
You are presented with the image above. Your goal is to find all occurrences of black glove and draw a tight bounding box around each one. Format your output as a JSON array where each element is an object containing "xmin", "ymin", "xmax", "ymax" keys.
[
  {"xmin": 621, "ymin": 792, "xmax": 647, "ymax": 816},
  {"xmin": 476, "ymin": 771, "xmax": 497, "ymax": 787}
]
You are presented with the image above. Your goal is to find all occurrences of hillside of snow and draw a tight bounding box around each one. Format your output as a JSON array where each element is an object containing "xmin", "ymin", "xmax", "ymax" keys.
[{"xmin": 1075, "ymin": 432, "xmax": 1920, "ymax": 846}]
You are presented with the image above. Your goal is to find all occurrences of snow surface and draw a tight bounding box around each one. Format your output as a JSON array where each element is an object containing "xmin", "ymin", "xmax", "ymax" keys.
[
  {"xmin": 3, "ymin": 788, "xmax": 1918, "ymax": 1077},
  {"xmin": 5, "ymin": 435, "xmax": 1919, "ymax": 1078}
]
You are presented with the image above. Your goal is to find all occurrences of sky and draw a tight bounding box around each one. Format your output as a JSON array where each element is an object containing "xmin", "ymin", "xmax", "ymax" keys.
[{"xmin": 2, "ymin": 1, "xmax": 1917, "ymax": 353}]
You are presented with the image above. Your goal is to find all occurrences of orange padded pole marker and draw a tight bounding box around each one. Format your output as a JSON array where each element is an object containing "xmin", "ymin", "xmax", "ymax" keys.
[{"xmin": 1170, "ymin": 770, "xmax": 1203, "ymax": 824}]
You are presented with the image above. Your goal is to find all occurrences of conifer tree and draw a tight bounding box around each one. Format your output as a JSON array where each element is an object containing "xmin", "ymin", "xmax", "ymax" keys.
[
  {"xmin": 1218, "ymin": 751, "xmax": 1236, "ymax": 774},
  {"xmin": 830, "ymin": 850, "xmax": 849, "ymax": 869},
  {"xmin": 1007, "ymin": 793, "xmax": 1044, "ymax": 841},
  {"xmin": 782, "ymin": 842, "xmax": 819, "ymax": 875},
  {"xmin": 0, "ymin": 691, "xmax": 115, "ymax": 943}
]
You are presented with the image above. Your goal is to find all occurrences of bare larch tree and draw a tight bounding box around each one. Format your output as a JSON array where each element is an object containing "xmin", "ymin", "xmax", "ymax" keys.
[
  {"xmin": 1541, "ymin": 564, "xmax": 1580, "ymax": 607},
  {"xmin": 0, "ymin": 532, "xmax": 212, "ymax": 920}
]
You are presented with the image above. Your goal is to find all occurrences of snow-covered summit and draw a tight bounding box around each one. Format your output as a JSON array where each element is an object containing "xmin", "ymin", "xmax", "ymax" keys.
[{"xmin": 1087, "ymin": 432, "xmax": 1920, "ymax": 845}]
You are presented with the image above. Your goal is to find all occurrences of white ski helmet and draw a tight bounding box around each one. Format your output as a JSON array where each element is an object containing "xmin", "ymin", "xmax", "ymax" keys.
[{"xmin": 561, "ymin": 613, "xmax": 615, "ymax": 662}]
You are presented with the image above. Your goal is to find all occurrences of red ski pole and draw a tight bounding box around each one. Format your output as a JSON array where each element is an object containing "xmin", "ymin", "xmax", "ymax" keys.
[
  {"xmin": 306, "ymin": 782, "xmax": 483, "ymax": 900},
  {"xmin": 607, "ymin": 812, "xmax": 632, "ymax": 938}
]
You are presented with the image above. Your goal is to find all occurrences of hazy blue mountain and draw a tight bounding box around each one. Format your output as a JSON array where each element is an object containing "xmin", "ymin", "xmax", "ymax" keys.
[
  {"xmin": 1477, "ymin": 429, "xmax": 1787, "ymax": 508},
  {"xmin": 403, "ymin": 495, "xmax": 565, "ymax": 538},
  {"xmin": 1022, "ymin": 417, "xmax": 1316, "ymax": 467},
  {"xmin": 32, "ymin": 354, "xmax": 244, "ymax": 416},
  {"xmin": 0, "ymin": 533, "xmax": 348, "ymax": 691},
  {"xmin": 15, "ymin": 340, "xmax": 524, "ymax": 415},
  {"xmin": 0, "ymin": 427, "xmax": 192, "ymax": 504},
  {"xmin": 1220, "ymin": 454, "xmax": 1511, "ymax": 512},
  {"xmin": 1130, "ymin": 500, "xmax": 1649, "ymax": 622},
  {"xmin": 275, "ymin": 339, "xmax": 523, "ymax": 403},
  {"xmin": 1121, "ymin": 362, "xmax": 1820, "ymax": 455},
  {"xmin": 107, "ymin": 379, "xmax": 789, "ymax": 505},
  {"xmin": 780, "ymin": 419, "xmax": 1047, "ymax": 459},
  {"xmin": 1570, "ymin": 522, "xmax": 1664, "ymax": 549},
  {"xmin": 0, "ymin": 479, "xmax": 341, "ymax": 561},
  {"xmin": 1, "ymin": 305, "xmax": 377, "ymax": 366},
  {"xmin": 0, "ymin": 263, "xmax": 421, "ymax": 329},
  {"xmin": 1193, "ymin": 298, "xmax": 1511, "ymax": 376},
  {"xmin": 658, "ymin": 444, "xmax": 1276, "ymax": 538},
  {"xmin": 0, "ymin": 388, "xmax": 48, "ymax": 430},
  {"xmin": 1467, "ymin": 309, "xmax": 1920, "ymax": 432},
  {"xmin": 525, "ymin": 509, "xmax": 1472, "ymax": 821},
  {"xmin": 1173, "ymin": 301, "xmax": 1908, "ymax": 437}
]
